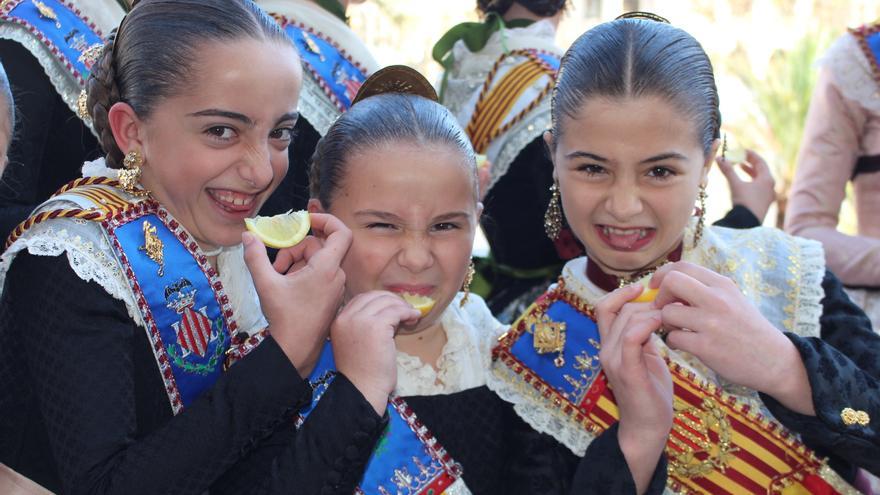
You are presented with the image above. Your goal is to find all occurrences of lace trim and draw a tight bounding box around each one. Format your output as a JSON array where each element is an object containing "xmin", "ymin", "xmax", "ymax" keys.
[
  {"xmin": 0, "ymin": 221, "xmax": 144, "ymax": 325},
  {"xmin": 0, "ymin": 23, "xmax": 91, "ymax": 129},
  {"xmin": 486, "ymin": 355, "xmax": 590, "ymax": 455},
  {"xmin": 485, "ymin": 105, "xmax": 550, "ymax": 193},
  {"xmin": 443, "ymin": 477, "xmax": 472, "ymax": 495},
  {"xmin": 298, "ymin": 74, "xmax": 341, "ymax": 136},
  {"xmin": 395, "ymin": 293, "xmax": 504, "ymax": 396},
  {"xmin": 821, "ymin": 33, "xmax": 880, "ymax": 114}
]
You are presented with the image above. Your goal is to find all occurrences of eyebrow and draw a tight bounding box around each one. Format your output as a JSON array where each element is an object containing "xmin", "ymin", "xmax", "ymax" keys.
[
  {"xmin": 354, "ymin": 210, "xmax": 471, "ymax": 223},
  {"xmin": 565, "ymin": 150, "xmax": 688, "ymax": 164},
  {"xmin": 187, "ymin": 109, "xmax": 299, "ymax": 127}
]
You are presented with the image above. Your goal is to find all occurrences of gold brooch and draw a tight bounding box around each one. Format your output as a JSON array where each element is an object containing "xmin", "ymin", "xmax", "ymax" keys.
[
  {"xmin": 526, "ymin": 313, "xmax": 567, "ymax": 367},
  {"xmin": 138, "ymin": 221, "xmax": 165, "ymax": 277},
  {"xmin": 32, "ymin": 0, "xmax": 61, "ymax": 28}
]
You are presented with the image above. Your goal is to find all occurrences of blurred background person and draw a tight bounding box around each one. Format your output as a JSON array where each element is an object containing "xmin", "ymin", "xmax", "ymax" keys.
[
  {"xmin": 786, "ymin": 20, "xmax": 880, "ymax": 330},
  {"xmin": 0, "ymin": 0, "xmax": 126, "ymax": 239}
]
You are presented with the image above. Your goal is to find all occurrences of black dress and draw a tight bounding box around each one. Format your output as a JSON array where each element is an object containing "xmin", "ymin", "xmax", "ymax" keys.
[
  {"xmin": 0, "ymin": 252, "xmax": 386, "ymax": 494},
  {"xmin": 0, "ymin": 40, "xmax": 103, "ymax": 239}
]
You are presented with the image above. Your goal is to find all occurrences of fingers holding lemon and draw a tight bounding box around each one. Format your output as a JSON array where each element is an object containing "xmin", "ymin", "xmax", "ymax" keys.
[
  {"xmin": 400, "ymin": 293, "xmax": 436, "ymax": 317},
  {"xmin": 244, "ymin": 210, "xmax": 310, "ymax": 249},
  {"xmin": 631, "ymin": 276, "xmax": 659, "ymax": 303}
]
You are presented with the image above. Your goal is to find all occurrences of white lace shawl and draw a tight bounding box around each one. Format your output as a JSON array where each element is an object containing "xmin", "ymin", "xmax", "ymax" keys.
[
  {"xmin": 820, "ymin": 32, "xmax": 880, "ymax": 114},
  {"xmin": 395, "ymin": 292, "xmax": 508, "ymax": 397},
  {"xmin": 0, "ymin": 159, "xmax": 268, "ymax": 336},
  {"xmin": 487, "ymin": 219, "xmax": 826, "ymax": 458},
  {"xmin": 440, "ymin": 20, "xmax": 563, "ymax": 194}
]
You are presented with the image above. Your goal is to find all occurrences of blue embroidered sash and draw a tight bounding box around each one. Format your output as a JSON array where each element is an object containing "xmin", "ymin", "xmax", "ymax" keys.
[
  {"xmin": 298, "ymin": 343, "xmax": 464, "ymax": 495},
  {"xmin": 105, "ymin": 202, "xmax": 235, "ymax": 414},
  {"xmin": 1, "ymin": 0, "xmax": 105, "ymax": 84},
  {"xmin": 276, "ymin": 17, "xmax": 367, "ymax": 111}
]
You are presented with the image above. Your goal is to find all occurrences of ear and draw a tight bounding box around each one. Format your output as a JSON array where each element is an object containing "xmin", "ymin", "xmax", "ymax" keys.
[
  {"xmin": 701, "ymin": 137, "xmax": 721, "ymax": 186},
  {"xmin": 543, "ymin": 130, "xmax": 558, "ymax": 180},
  {"xmin": 475, "ymin": 201, "xmax": 484, "ymax": 222},
  {"xmin": 307, "ymin": 198, "xmax": 325, "ymax": 214},
  {"xmin": 107, "ymin": 102, "xmax": 145, "ymax": 155}
]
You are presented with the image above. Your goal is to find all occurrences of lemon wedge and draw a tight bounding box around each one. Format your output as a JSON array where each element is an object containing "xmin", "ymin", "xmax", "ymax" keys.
[
  {"xmin": 400, "ymin": 293, "xmax": 436, "ymax": 317},
  {"xmin": 632, "ymin": 277, "xmax": 658, "ymax": 303},
  {"xmin": 244, "ymin": 210, "xmax": 310, "ymax": 249}
]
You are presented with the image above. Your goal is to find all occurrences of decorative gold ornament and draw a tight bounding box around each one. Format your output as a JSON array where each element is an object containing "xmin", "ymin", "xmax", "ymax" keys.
[
  {"xmin": 32, "ymin": 0, "xmax": 61, "ymax": 28},
  {"xmin": 667, "ymin": 396, "xmax": 736, "ymax": 479},
  {"xmin": 544, "ymin": 182, "xmax": 562, "ymax": 241},
  {"xmin": 693, "ymin": 185, "xmax": 707, "ymax": 248},
  {"xmin": 138, "ymin": 221, "xmax": 165, "ymax": 277},
  {"xmin": 526, "ymin": 312, "xmax": 567, "ymax": 367},
  {"xmin": 460, "ymin": 259, "xmax": 475, "ymax": 307},
  {"xmin": 119, "ymin": 150, "xmax": 150, "ymax": 197},
  {"xmin": 76, "ymin": 89, "xmax": 90, "ymax": 121}
]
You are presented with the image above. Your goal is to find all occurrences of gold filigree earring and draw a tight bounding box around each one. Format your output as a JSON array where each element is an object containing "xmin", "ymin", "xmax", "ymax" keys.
[
  {"xmin": 694, "ymin": 185, "xmax": 707, "ymax": 247},
  {"xmin": 544, "ymin": 182, "xmax": 562, "ymax": 241},
  {"xmin": 460, "ymin": 260, "xmax": 475, "ymax": 307},
  {"xmin": 119, "ymin": 150, "xmax": 150, "ymax": 197}
]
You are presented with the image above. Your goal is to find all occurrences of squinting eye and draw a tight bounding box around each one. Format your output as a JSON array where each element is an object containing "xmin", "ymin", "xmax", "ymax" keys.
[
  {"xmin": 206, "ymin": 126, "xmax": 236, "ymax": 140},
  {"xmin": 367, "ymin": 222, "xmax": 396, "ymax": 230},
  {"xmin": 433, "ymin": 223, "xmax": 460, "ymax": 231}
]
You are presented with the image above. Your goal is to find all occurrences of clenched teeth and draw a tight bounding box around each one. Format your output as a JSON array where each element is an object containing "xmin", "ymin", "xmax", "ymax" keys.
[{"xmin": 602, "ymin": 226, "xmax": 648, "ymax": 239}]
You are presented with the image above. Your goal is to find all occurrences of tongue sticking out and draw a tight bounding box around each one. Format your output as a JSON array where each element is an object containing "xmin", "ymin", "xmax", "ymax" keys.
[{"xmin": 606, "ymin": 230, "xmax": 643, "ymax": 249}]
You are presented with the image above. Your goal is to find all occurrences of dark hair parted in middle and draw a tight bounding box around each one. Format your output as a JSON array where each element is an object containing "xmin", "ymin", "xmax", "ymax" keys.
[
  {"xmin": 310, "ymin": 93, "xmax": 478, "ymax": 208},
  {"xmin": 551, "ymin": 18, "xmax": 720, "ymax": 156},
  {"xmin": 84, "ymin": 0, "xmax": 293, "ymax": 168}
]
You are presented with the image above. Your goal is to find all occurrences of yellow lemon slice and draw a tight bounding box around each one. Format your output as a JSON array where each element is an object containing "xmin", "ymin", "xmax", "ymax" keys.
[
  {"xmin": 632, "ymin": 277, "xmax": 658, "ymax": 303},
  {"xmin": 400, "ymin": 293, "xmax": 436, "ymax": 317},
  {"xmin": 244, "ymin": 210, "xmax": 310, "ymax": 249}
]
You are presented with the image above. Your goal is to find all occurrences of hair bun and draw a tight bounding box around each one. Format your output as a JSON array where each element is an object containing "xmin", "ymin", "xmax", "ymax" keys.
[{"xmin": 351, "ymin": 65, "xmax": 438, "ymax": 106}]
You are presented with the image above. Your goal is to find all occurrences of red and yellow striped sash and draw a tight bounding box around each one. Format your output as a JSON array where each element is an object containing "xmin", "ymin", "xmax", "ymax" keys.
[
  {"xmin": 5, "ymin": 177, "xmax": 131, "ymax": 249},
  {"xmin": 464, "ymin": 49, "xmax": 556, "ymax": 153},
  {"xmin": 493, "ymin": 285, "xmax": 860, "ymax": 495}
]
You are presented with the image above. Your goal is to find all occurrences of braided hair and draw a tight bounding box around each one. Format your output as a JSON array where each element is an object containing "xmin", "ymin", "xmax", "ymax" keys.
[
  {"xmin": 550, "ymin": 18, "xmax": 721, "ymax": 156},
  {"xmin": 477, "ymin": 0, "xmax": 568, "ymax": 17},
  {"xmin": 84, "ymin": 0, "xmax": 292, "ymax": 168}
]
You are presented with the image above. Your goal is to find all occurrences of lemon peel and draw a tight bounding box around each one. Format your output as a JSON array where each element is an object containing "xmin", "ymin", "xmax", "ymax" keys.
[{"xmin": 632, "ymin": 277, "xmax": 658, "ymax": 303}]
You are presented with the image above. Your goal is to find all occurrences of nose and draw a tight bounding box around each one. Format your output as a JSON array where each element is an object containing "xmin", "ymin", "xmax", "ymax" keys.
[
  {"xmin": 238, "ymin": 140, "xmax": 276, "ymax": 191},
  {"xmin": 605, "ymin": 184, "xmax": 643, "ymax": 221},
  {"xmin": 397, "ymin": 233, "xmax": 434, "ymax": 273}
]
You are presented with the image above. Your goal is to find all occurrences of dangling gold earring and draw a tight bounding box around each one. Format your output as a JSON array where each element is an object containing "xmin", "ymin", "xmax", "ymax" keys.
[
  {"xmin": 119, "ymin": 150, "xmax": 150, "ymax": 197},
  {"xmin": 460, "ymin": 259, "xmax": 475, "ymax": 307},
  {"xmin": 721, "ymin": 133, "xmax": 728, "ymax": 161},
  {"xmin": 693, "ymin": 185, "xmax": 707, "ymax": 247},
  {"xmin": 544, "ymin": 182, "xmax": 563, "ymax": 241}
]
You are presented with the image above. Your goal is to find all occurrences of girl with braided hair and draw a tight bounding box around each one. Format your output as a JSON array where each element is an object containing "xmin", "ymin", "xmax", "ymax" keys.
[{"xmin": 0, "ymin": 1, "xmax": 397, "ymax": 493}]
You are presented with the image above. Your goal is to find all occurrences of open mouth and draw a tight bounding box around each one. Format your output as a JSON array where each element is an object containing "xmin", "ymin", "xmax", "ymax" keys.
[
  {"xmin": 207, "ymin": 188, "xmax": 258, "ymax": 214},
  {"xmin": 595, "ymin": 224, "xmax": 656, "ymax": 251}
]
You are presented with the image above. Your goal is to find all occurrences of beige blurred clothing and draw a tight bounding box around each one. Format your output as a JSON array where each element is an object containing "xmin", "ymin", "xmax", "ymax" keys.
[{"xmin": 785, "ymin": 33, "xmax": 880, "ymax": 292}]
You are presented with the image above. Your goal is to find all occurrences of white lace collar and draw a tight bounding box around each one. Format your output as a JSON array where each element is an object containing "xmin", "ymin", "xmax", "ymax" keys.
[{"xmin": 395, "ymin": 293, "xmax": 506, "ymax": 396}]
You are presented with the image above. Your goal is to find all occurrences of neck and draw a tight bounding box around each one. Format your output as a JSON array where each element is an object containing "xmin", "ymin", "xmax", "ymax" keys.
[
  {"xmin": 394, "ymin": 321, "xmax": 447, "ymax": 370},
  {"xmin": 501, "ymin": 4, "xmax": 562, "ymax": 29},
  {"xmin": 585, "ymin": 242, "xmax": 684, "ymax": 292}
]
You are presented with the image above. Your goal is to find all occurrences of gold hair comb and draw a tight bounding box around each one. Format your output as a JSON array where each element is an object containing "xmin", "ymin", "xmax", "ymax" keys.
[
  {"xmin": 615, "ymin": 11, "xmax": 670, "ymax": 23},
  {"xmin": 351, "ymin": 65, "xmax": 438, "ymax": 106}
]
